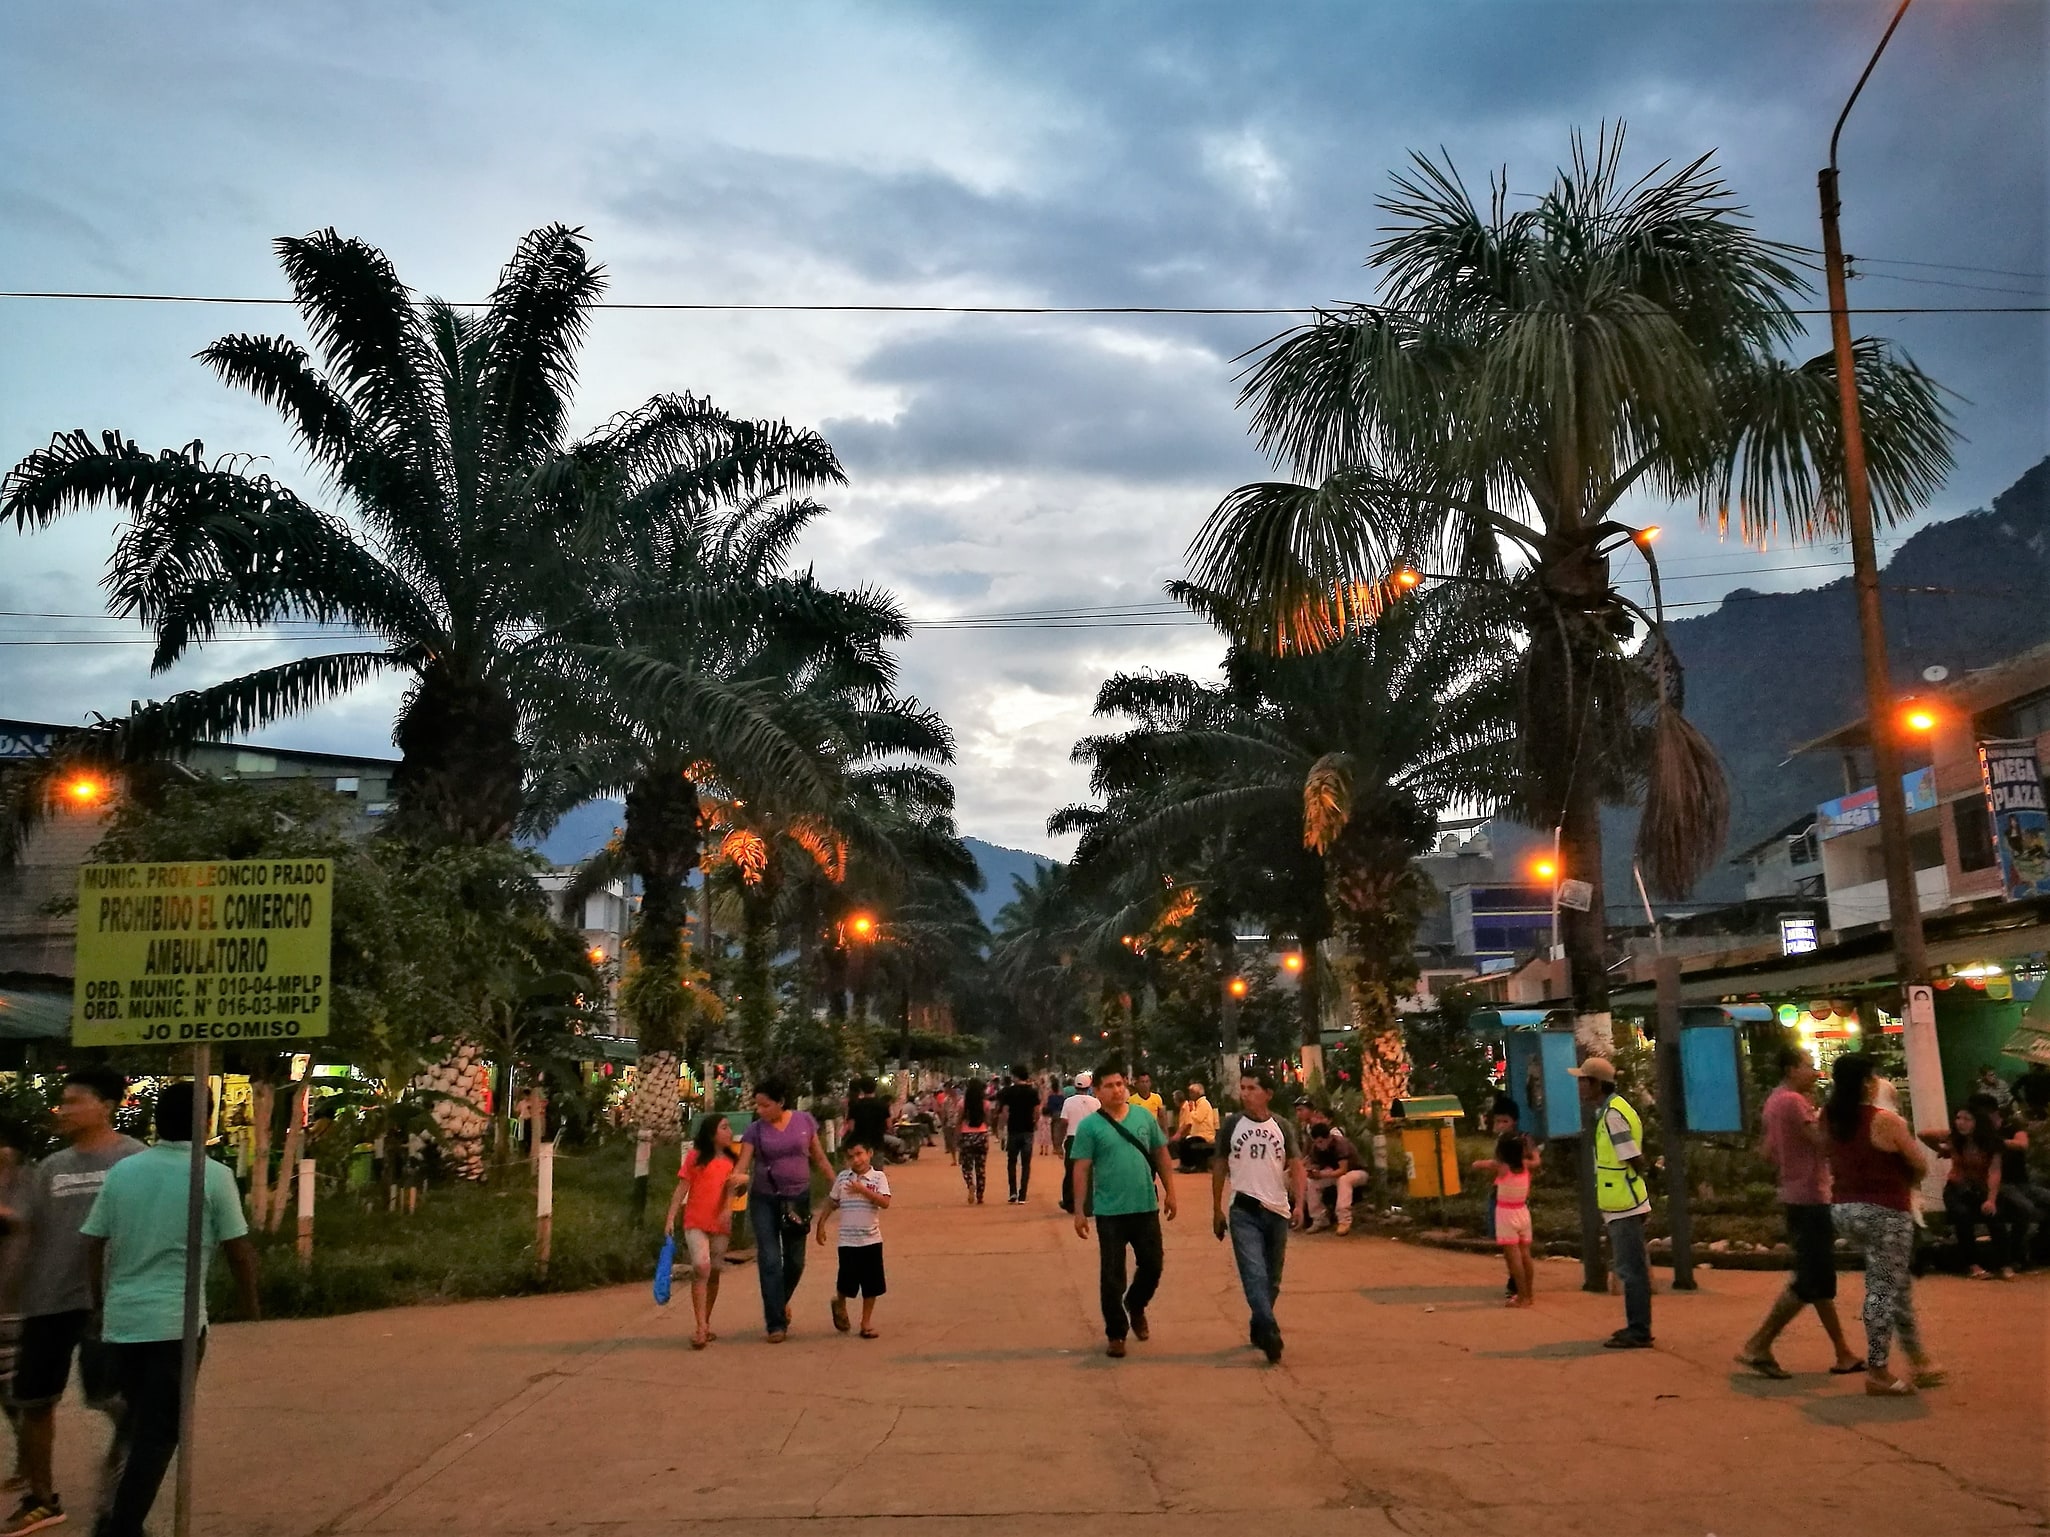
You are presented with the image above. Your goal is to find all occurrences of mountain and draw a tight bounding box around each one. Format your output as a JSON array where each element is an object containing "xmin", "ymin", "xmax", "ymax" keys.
[
  {"xmin": 1614, "ymin": 456, "xmax": 2050, "ymax": 904},
  {"xmin": 525, "ymin": 800, "xmax": 1049, "ymax": 929},
  {"xmin": 961, "ymin": 836, "xmax": 1053, "ymax": 927}
]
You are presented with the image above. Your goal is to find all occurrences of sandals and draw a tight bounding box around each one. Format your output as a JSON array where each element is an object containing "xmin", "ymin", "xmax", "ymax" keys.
[
  {"xmin": 1865, "ymin": 1376, "xmax": 1915, "ymax": 1396},
  {"xmin": 690, "ymin": 1334, "xmax": 709, "ymax": 1351},
  {"xmin": 1735, "ymin": 1353, "xmax": 1792, "ymax": 1381},
  {"xmin": 831, "ymin": 1297, "xmax": 851, "ymax": 1333},
  {"xmin": 859, "ymin": 1327, "xmax": 881, "ymax": 1339}
]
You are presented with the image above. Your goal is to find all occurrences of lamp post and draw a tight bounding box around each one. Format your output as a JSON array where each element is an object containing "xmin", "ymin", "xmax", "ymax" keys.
[{"xmin": 1818, "ymin": 0, "xmax": 1945, "ymax": 1131}]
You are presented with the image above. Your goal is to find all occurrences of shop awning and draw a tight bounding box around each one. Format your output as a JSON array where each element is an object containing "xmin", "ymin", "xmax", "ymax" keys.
[
  {"xmin": 0, "ymin": 986, "xmax": 70, "ymax": 1041},
  {"xmin": 1467, "ymin": 1008, "xmax": 1560, "ymax": 1033},
  {"xmin": 1608, "ymin": 897, "xmax": 2050, "ymax": 1008}
]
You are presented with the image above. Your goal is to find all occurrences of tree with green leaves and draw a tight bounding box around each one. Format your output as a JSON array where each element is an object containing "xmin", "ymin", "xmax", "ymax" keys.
[
  {"xmin": 1185, "ymin": 129, "xmax": 1954, "ymax": 1046},
  {"xmin": 3, "ymin": 224, "xmax": 836, "ymax": 845},
  {"xmin": 1060, "ymin": 585, "xmax": 1514, "ymax": 1104}
]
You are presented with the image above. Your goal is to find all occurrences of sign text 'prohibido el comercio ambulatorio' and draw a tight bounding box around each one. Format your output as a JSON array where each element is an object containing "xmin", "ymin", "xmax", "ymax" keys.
[{"xmin": 71, "ymin": 859, "xmax": 334, "ymax": 1047}]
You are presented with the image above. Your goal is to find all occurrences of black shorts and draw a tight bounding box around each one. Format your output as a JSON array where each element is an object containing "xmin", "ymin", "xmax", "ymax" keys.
[
  {"xmin": 12, "ymin": 1310, "xmax": 120, "ymax": 1409},
  {"xmin": 836, "ymin": 1243, "xmax": 887, "ymax": 1299},
  {"xmin": 1785, "ymin": 1203, "xmax": 1839, "ymax": 1303}
]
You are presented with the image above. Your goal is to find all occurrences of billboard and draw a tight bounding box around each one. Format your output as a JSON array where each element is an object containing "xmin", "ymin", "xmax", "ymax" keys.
[
  {"xmin": 71, "ymin": 859, "xmax": 333, "ymax": 1047},
  {"xmin": 1978, "ymin": 739, "xmax": 2050, "ymax": 900},
  {"xmin": 1816, "ymin": 765, "xmax": 1937, "ymax": 841}
]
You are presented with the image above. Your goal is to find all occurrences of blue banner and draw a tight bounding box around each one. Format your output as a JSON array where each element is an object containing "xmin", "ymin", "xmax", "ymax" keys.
[
  {"xmin": 1817, "ymin": 765, "xmax": 1937, "ymax": 841},
  {"xmin": 1979, "ymin": 738, "xmax": 2050, "ymax": 900}
]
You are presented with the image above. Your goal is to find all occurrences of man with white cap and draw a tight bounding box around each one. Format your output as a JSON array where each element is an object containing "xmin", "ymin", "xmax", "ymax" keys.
[
  {"xmin": 1057, "ymin": 1074, "xmax": 1100, "ymax": 1214},
  {"xmin": 1573, "ymin": 1055, "xmax": 1653, "ymax": 1348}
]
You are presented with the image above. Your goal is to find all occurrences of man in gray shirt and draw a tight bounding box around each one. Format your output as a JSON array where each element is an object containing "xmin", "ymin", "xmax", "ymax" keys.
[{"xmin": 4, "ymin": 1069, "xmax": 142, "ymax": 1537}]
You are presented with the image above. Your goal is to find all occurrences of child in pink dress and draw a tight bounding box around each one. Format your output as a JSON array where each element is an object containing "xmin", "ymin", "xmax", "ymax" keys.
[{"xmin": 1473, "ymin": 1132, "xmax": 1540, "ymax": 1307}]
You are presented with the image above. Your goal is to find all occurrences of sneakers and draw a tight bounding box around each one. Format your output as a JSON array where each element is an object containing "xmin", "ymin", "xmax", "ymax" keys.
[{"xmin": 0, "ymin": 1495, "xmax": 65, "ymax": 1535}]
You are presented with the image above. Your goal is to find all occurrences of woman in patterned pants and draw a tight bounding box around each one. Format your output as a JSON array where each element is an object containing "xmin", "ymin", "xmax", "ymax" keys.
[
  {"xmin": 1825, "ymin": 1055, "xmax": 1943, "ymax": 1396},
  {"xmin": 957, "ymin": 1080, "xmax": 990, "ymax": 1204}
]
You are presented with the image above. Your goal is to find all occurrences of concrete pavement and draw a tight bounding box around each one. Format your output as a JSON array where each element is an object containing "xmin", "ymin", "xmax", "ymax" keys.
[{"xmin": 52, "ymin": 1154, "xmax": 2048, "ymax": 1536}]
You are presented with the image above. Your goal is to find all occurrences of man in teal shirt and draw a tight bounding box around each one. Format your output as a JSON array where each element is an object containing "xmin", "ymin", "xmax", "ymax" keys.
[
  {"xmin": 82, "ymin": 1079, "xmax": 259, "ymax": 1537},
  {"xmin": 1069, "ymin": 1065, "xmax": 1177, "ymax": 1358}
]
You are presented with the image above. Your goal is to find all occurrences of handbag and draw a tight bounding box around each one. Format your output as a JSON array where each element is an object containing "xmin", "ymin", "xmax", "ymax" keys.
[{"xmin": 653, "ymin": 1234, "xmax": 676, "ymax": 1306}]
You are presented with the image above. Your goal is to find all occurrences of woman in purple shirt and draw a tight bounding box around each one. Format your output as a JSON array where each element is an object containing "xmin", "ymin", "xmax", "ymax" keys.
[{"xmin": 728, "ymin": 1077, "xmax": 835, "ymax": 1342}]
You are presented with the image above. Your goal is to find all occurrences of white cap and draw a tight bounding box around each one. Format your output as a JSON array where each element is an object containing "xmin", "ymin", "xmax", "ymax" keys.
[{"xmin": 1075, "ymin": 1071, "xmax": 1093, "ymax": 1087}]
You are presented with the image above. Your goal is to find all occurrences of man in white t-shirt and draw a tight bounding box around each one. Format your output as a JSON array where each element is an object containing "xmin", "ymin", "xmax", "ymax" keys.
[
  {"xmin": 1058, "ymin": 1074, "xmax": 1100, "ymax": 1213},
  {"xmin": 1212, "ymin": 1068, "xmax": 1305, "ymax": 1363}
]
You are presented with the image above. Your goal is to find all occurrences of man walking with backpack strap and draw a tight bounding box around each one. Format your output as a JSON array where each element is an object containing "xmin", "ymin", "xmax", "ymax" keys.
[{"xmin": 1069, "ymin": 1064, "xmax": 1177, "ymax": 1358}]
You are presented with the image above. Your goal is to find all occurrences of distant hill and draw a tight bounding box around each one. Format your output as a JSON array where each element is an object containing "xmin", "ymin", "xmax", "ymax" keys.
[
  {"xmin": 1611, "ymin": 456, "xmax": 2050, "ymax": 903},
  {"xmin": 962, "ymin": 836, "xmax": 1052, "ymax": 927},
  {"xmin": 525, "ymin": 800, "xmax": 1048, "ymax": 929}
]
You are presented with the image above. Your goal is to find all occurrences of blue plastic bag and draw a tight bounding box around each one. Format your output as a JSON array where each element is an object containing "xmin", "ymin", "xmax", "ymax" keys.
[{"xmin": 653, "ymin": 1234, "xmax": 676, "ymax": 1306}]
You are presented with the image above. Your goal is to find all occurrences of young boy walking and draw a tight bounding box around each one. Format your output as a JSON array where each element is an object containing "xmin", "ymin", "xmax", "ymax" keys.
[
  {"xmin": 817, "ymin": 1142, "xmax": 892, "ymax": 1339},
  {"xmin": 1212, "ymin": 1068, "xmax": 1305, "ymax": 1363}
]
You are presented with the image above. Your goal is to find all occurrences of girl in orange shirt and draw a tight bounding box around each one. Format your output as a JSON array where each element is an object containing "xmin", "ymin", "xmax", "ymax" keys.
[{"xmin": 666, "ymin": 1115, "xmax": 739, "ymax": 1348}]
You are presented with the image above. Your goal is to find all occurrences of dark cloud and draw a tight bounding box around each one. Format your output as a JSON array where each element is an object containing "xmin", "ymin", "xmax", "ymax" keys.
[{"xmin": 823, "ymin": 324, "xmax": 1268, "ymax": 483}]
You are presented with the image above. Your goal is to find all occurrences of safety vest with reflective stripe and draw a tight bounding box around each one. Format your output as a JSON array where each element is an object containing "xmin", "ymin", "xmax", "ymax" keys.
[{"xmin": 1592, "ymin": 1093, "xmax": 1650, "ymax": 1213}]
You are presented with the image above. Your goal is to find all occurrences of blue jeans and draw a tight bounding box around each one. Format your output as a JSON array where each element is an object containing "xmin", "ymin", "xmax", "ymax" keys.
[
  {"xmin": 1606, "ymin": 1213, "xmax": 1652, "ymax": 1341},
  {"xmin": 1227, "ymin": 1199, "xmax": 1290, "ymax": 1343},
  {"xmin": 749, "ymin": 1192, "xmax": 812, "ymax": 1333}
]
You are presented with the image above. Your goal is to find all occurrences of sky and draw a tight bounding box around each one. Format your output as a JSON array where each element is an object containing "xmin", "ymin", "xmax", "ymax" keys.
[{"xmin": 3, "ymin": 0, "xmax": 2045, "ymax": 856}]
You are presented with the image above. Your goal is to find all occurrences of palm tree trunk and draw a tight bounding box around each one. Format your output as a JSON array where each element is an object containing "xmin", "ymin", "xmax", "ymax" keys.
[
  {"xmin": 390, "ymin": 659, "xmax": 525, "ymax": 845},
  {"xmin": 1559, "ymin": 768, "xmax": 1613, "ymax": 1053}
]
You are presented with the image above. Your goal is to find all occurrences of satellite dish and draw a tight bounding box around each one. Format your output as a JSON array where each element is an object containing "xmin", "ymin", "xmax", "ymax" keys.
[{"xmin": 1922, "ymin": 665, "xmax": 1949, "ymax": 683}]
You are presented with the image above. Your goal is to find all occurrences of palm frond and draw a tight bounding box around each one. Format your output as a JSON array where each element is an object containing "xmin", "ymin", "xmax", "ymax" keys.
[{"xmin": 1635, "ymin": 700, "xmax": 1731, "ymax": 898}]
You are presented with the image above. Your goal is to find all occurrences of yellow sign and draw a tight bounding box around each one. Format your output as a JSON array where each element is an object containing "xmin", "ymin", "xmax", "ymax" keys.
[{"xmin": 71, "ymin": 860, "xmax": 334, "ymax": 1047}]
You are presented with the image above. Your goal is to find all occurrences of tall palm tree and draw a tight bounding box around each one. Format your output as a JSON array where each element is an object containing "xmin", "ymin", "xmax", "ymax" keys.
[
  {"xmin": 1060, "ymin": 585, "xmax": 1514, "ymax": 1104},
  {"xmin": 1185, "ymin": 130, "xmax": 1954, "ymax": 1042},
  {"xmin": 3, "ymin": 224, "xmax": 839, "ymax": 844}
]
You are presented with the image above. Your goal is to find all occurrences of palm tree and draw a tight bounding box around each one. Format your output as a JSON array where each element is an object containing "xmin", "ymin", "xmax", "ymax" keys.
[
  {"xmin": 1184, "ymin": 129, "xmax": 1954, "ymax": 1043},
  {"xmin": 1060, "ymin": 585, "xmax": 1514, "ymax": 1105},
  {"xmin": 3, "ymin": 224, "xmax": 839, "ymax": 844}
]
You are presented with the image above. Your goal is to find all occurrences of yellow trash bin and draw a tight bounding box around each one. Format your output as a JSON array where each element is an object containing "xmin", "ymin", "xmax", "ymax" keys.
[{"xmin": 1392, "ymin": 1096, "xmax": 1463, "ymax": 1198}]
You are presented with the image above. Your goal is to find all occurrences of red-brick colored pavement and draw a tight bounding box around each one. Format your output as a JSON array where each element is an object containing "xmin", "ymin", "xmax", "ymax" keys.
[{"xmin": 52, "ymin": 1155, "xmax": 2048, "ymax": 1536}]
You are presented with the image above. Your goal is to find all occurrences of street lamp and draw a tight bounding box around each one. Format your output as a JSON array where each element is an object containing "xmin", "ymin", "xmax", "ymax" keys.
[
  {"xmin": 1818, "ymin": 0, "xmax": 1945, "ymax": 1130},
  {"xmin": 63, "ymin": 776, "xmax": 106, "ymax": 807}
]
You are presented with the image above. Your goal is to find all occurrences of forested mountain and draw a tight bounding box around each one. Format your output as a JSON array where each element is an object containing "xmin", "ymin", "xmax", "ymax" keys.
[{"xmin": 1612, "ymin": 456, "xmax": 2050, "ymax": 905}]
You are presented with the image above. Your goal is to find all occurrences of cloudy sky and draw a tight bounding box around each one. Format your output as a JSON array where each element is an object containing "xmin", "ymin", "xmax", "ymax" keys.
[{"xmin": 3, "ymin": 0, "xmax": 2045, "ymax": 854}]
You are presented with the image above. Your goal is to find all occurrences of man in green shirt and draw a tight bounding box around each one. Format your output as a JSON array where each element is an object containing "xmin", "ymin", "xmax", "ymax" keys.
[
  {"xmin": 82, "ymin": 1079, "xmax": 259, "ymax": 1537},
  {"xmin": 1069, "ymin": 1064, "xmax": 1177, "ymax": 1358}
]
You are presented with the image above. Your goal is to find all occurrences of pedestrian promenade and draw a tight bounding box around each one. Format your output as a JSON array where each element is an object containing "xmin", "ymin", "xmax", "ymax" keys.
[{"xmin": 70, "ymin": 1157, "xmax": 2047, "ymax": 1536}]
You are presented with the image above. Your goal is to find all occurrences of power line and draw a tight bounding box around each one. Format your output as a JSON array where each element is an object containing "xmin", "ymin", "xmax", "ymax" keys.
[{"xmin": 0, "ymin": 290, "xmax": 2043, "ymax": 317}]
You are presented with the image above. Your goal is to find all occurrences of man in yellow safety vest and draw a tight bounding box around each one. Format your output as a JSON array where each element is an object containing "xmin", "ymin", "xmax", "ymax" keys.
[{"xmin": 1573, "ymin": 1056, "xmax": 1653, "ymax": 1349}]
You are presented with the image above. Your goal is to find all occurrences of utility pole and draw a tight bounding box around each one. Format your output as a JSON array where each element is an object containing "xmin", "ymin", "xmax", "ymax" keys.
[{"xmin": 1818, "ymin": 0, "xmax": 1946, "ymax": 1132}]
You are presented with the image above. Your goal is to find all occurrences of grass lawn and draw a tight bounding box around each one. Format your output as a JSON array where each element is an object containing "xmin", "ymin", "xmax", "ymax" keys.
[
  {"xmin": 216, "ymin": 1139, "xmax": 671, "ymax": 1319},
  {"xmin": 215, "ymin": 1139, "xmax": 851, "ymax": 1320}
]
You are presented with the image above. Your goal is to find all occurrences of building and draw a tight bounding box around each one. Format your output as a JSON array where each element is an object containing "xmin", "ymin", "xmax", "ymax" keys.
[
  {"xmin": 1795, "ymin": 641, "xmax": 2050, "ymax": 933},
  {"xmin": 0, "ymin": 717, "xmax": 401, "ymax": 981},
  {"xmin": 1733, "ymin": 812, "xmax": 1823, "ymax": 902}
]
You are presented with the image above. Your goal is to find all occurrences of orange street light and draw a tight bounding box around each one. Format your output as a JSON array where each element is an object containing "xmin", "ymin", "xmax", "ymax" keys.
[
  {"xmin": 1071, "ymin": 1034, "xmax": 1082, "ymax": 1044},
  {"xmin": 1902, "ymin": 706, "xmax": 1938, "ymax": 734},
  {"xmin": 587, "ymin": 947, "xmax": 607, "ymax": 966},
  {"xmin": 1227, "ymin": 976, "xmax": 1249, "ymax": 999},
  {"xmin": 63, "ymin": 776, "xmax": 106, "ymax": 807},
  {"xmin": 1391, "ymin": 567, "xmax": 1422, "ymax": 590},
  {"xmin": 1530, "ymin": 857, "xmax": 1559, "ymax": 882},
  {"xmin": 1280, "ymin": 952, "xmax": 1304, "ymax": 974},
  {"xmin": 1634, "ymin": 525, "xmax": 1662, "ymax": 546},
  {"xmin": 848, "ymin": 912, "xmax": 877, "ymax": 940}
]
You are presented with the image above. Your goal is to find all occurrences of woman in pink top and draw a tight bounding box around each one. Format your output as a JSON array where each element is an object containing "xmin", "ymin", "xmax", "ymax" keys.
[{"xmin": 1473, "ymin": 1131, "xmax": 1540, "ymax": 1307}]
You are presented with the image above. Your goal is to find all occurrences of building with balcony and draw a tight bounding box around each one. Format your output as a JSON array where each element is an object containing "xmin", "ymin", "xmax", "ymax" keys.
[{"xmin": 1795, "ymin": 640, "xmax": 2050, "ymax": 934}]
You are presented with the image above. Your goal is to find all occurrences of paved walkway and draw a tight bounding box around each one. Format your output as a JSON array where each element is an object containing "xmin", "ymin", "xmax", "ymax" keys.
[{"xmin": 56, "ymin": 1156, "xmax": 2048, "ymax": 1536}]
